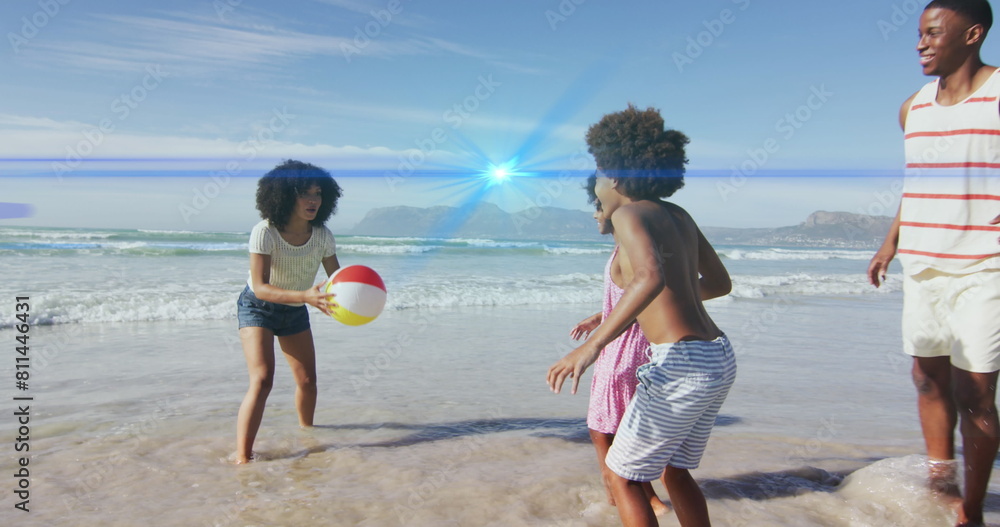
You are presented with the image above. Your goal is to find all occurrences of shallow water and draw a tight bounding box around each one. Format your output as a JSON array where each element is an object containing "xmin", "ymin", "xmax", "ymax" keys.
[
  {"xmin": 5, "ymin": 227, "xmax": 993, "ymax": 526},
  {"xmin": 2, "ymin": 297, "xmax": 996, "ymax": 526}
]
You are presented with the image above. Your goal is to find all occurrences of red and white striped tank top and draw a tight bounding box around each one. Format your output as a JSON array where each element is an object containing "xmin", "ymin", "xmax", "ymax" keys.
[{"xmin": 900, "ymin": 67, "xmax": 1000, "ymax": 275}]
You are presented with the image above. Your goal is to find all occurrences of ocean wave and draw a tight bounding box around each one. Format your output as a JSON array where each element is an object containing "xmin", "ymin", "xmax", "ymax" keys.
[
  {"xmin": 727, "ymin": 273, "xmax": 903, "ymax": 298},
  {"xmin": 462, "ymin": 240, "xmax": 540, "ymax": 249},
  {"xmin": 337, "ymin": 235, "xmax": 548, "ymax": 251},
  {"xmin": 342, "ymin": 236, "xmax": 510, "ymax": 246},
  {"xmin": 719, "ymin": 248, "xmax": 874, "ymax": 261},
  {"xmin": 386, "ymin": 273, "xmax": 601, "ymax": 310},
  {"xmin": 543, "ymin": 246, "xmax": 610, "ymax": 255},
  {"xmin": 338, "ymin": 244, "xmax": 440, "ymax": 255},
  {"xmin": 0, "ymin": 273, "xmax": 605, "ymax": 327},
  {"xmin": 0, "ymin": 291, "xmax": 238, "ymax": 328},
  {"xmin": 0, "ymin": 228, "xmax": 117, "ymax": 240},
  {"xmin": 339, "ymin": 235, "xmax": 432, "ymax": 243},
  {"xmin": 0, "ymin": 240, "xmax": 247, "ymax": 255},
  {"xmin": 0, "ymin": 261, "xmax": 903, "ymax": 327},
  {"xmin": 137, "ymin": 229, "xmax": 205, "ymax": 235},
  {"xmin": 1, "ymin": 242, "xmax": 103, "ymax": 251}
]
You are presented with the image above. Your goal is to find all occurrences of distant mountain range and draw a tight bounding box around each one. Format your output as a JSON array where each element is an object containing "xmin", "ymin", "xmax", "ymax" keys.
[
  {"xmin": 349, "ymin": 204, "xmax": 894, "ymax": 248},
  {"xmin": 700, "ymin": 211, "xmax": 894, "ymax": 249},
  {"xmin": 349, "ymin": 203, "xmax": 604, "ymax": 241}
]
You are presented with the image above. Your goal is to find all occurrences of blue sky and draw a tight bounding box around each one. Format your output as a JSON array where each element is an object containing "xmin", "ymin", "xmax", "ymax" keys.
[{"xmin": 2, "ymin": 0, "xmax": 997, "ymax": 232}]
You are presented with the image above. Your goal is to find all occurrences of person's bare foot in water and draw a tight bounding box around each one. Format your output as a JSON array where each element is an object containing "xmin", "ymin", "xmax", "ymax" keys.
[{"xmin": 642, "ymin": 482, "xmax": 672, "ymax": 516}]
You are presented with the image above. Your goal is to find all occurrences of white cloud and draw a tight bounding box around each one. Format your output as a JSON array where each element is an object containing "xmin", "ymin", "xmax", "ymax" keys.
[
  {"xmin": 308, "ymin": 0, "xmax": 437, "ymax": 30},
  {"xmin": 0, "ymin": 114, "xmax": 461, "ymax": 175},
  {"xmin": 311, "ymin": 0, "xmax": 384, "ymax": 16},
  {"xmin": 16, "ymin": 11, "xmax": 503, "ymax": 77}
]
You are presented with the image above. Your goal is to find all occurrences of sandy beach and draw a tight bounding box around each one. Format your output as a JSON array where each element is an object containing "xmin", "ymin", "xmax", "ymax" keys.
[
  {"xmin": 2, "ymin": 228, "xmax": 997, "ymax": 526},
  {"xmin": 3, "ymin": 297, "xmax": 997, "ymax": 526}
]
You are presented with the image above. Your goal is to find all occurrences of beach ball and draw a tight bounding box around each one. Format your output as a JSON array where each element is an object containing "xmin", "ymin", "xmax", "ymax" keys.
[{"xmin": 323, "ymin": 265, "xmax": 387, "ymax": 326}]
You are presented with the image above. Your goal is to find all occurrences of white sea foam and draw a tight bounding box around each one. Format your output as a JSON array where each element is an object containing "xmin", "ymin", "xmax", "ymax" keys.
[
  {"xmin": 10, "ymin": 290, "xmax": 234, "ymax": 327},
  {"xmin": 4, "ymin": 227, "xmax": 988, "ymax": 527},
  {"xmin": 385, "ymin": 273, "xmax": 601, "ymax": 310},
  {"xmin": 1, "ymin": 227, "xmax": 907, "ymax": 328},
  {"xmin": 445, "ymin": 237, "xmax": 496, "ymax": 245},
  {"xmin": 105, "ymin": 241, "xmax": 149, "ymax": 250},
  {"xmin": 835, "ymin": 455, "xmax": 955, "ymax": 526},
  {"xmin": 4, "ymin": 240, "xmax": 246, "ymax": 254},
  {"xmin": 543, "ymin": 246, "xmax": 609, "ymax": 255},
  {"xmin": 720, "ymin": 247, "xmax": 874, "ymax": 261},
  {"xmin": 468, "ymin": 240, "xmax": 540, "ymax": 248},
  {"xmin": 344, "ymin": 235, "xmax": 436, "ymax": 243},
  {"xmin": 343, "ymin": 236, "xmax": 512, "ymax": 246},
  {"xmin": 15, "ymin": 302, "xmax": 995, "ymax": 527},
  {"xmin": 0, "ymin": 228, "xmax": 117, "ymax": 240},
  {"xmin": 0, "ymin": 270, "xmax": 907, "ymax": 327},
  {"xmin": 338, "ymin": 244, "xmax": 440, "ymax": 255},
  {"xmin": 728, "ymin": 273, "xmax": 903, "ymax": 298},
  {"xmin": 137, "ymin": 229, "xmax": 204, "ymax": 235}
]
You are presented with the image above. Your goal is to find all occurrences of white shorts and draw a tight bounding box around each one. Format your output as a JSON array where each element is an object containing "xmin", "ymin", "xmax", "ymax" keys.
[
  {"xmin": 902, "ymin": 269, "xmax": 1000, "ymax": 373},
  {"xmin": 605, "ymin": 335, "xmax": 736, "ymax": 481}
]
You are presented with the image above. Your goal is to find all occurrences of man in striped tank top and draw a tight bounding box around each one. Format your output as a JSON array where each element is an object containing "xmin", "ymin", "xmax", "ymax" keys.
[{"xmin": 868, "ymin": 2, "xmax": 1000, "ymax": 525}]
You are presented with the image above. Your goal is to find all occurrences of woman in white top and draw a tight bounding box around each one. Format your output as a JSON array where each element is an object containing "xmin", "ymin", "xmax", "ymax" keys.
[{"xmin": 234, "ymin": 160, "xmax": 342, "ymax": 464}]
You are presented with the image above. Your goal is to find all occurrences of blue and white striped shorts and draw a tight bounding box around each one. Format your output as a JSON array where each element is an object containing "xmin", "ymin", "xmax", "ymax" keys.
[{"xmin": 605, "ymin": 334, "xmax": 736, "ymax": 481}]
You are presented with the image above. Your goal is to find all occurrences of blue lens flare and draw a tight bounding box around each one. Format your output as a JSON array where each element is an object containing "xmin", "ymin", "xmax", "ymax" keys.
[{"xmin": 480, "ymin": 160, "xmax": 521, "ymax": 186}]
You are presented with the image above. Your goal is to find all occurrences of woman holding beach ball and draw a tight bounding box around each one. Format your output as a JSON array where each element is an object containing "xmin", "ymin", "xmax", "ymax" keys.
[{"xmin": 233, "ymin": 160, "xmax": 342, "ymax": 464}]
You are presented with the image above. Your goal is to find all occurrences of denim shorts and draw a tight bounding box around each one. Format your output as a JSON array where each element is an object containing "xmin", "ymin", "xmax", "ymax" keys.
[{"xmin": 237, "ymin": 286, "xmax": 311, "ymax": 337}]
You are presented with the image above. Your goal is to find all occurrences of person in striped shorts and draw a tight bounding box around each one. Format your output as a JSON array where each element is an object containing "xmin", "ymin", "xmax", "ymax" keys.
[
  {"xmin": 571, "ymin": 174, "xmax": 670, "ymax": 516},
  {"xmin": 548, "ymin": 104, "xmax": 735, "ymax": 527},
  {"xmin": 868, "ymin": 1, "xmax": 1000, "ymax": 525}
]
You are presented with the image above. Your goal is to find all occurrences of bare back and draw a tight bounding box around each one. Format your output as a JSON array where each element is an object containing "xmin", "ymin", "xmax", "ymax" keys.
[{"xmin": 614, "ymin": 200, "xmax": 721, "ymax": 344}]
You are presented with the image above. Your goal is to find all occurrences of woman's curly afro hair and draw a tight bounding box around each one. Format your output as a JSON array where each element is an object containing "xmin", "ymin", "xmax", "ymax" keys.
[
  {"xmin": 585, "ymin": 104, "xmax": 689, "ymax": 200},
  {"xmin": 255, "ymin": 160, "xmax": 342, "ymax": 230}
]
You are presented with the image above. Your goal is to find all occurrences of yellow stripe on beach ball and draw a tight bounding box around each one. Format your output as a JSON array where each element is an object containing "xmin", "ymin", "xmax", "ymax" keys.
[
  {"xmin": 327, "ymin": 304, "xmax": 377, "ymax": 326},
  {"xmin": 322, "ymin": 265, "xmax": 387, "ymax": 326}
]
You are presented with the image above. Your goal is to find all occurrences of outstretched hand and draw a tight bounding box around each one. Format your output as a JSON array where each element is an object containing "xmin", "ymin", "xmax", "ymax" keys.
[
  {"xmin": 547, "ymin": 343, "xmax": 600, "ymax": 395},
  {"xmin": 570, "ymin": 313, "xmax": 602, "ymax": 340},
  {"xmin": 867, "ymin": 245, "xmax": 896, "ymax": 288},
  {"xmin": 304, "ymin": 284, "xmax": 337, "ymax": 316}
]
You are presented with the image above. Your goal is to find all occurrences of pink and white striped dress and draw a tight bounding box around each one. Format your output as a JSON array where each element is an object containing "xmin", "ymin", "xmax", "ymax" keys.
[{"xmin": 587, "ymin": 245, "xmax": 650, "ymax": 434}]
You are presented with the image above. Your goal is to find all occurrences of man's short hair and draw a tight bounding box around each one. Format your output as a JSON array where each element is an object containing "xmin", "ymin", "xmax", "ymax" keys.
[
  {"xmin": 585, "ymin": 104, "xmax": 690, "ymax": 200},
  {"xmin": 926, "ymin": 0, "xmax": 993, "ymax": 33}
]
